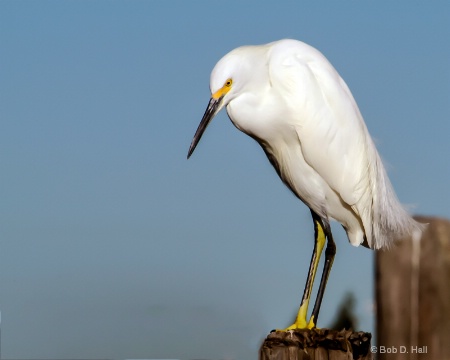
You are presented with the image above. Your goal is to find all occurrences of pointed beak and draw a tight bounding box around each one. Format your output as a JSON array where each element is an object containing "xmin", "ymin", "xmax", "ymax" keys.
[{"xmin": 187, "ymin": 96, "xmax": 223, "ymax": 159}]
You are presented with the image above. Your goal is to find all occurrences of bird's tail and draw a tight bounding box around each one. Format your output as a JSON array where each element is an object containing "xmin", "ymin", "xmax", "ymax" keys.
[{"xmin": 359, "ymin": 138, "xmax": 426, "ymax": 250}]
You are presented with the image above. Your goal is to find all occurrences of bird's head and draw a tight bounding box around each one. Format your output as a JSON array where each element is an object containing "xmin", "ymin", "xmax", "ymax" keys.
[{"xmin": 187, "ymin": 49, "xmax": 255, "ymax": 159}]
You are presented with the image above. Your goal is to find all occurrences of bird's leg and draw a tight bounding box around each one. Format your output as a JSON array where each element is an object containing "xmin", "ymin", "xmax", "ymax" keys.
[
  {"xmin": 308, "ymin": 220, "xmax": 336, "ymax": 328},
  {"xmin": 284, "ymin": 210, "xmax": 326, "ymax": 330}
]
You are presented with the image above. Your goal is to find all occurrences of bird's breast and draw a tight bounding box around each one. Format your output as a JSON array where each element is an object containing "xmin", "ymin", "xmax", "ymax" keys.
[
  {"xmin": 227, "ymin": 94, "xmax": 321, "ymax": 207},
  {"xmin": 226, "ymin": 91, "xmax": 292, "ymax": 144}
]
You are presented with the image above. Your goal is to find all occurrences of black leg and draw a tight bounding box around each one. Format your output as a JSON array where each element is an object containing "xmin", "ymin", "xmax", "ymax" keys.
[
  {"xmin": 310, "ymin": 218, "xmax": 336, "ymax": 327},
  {"xmin": 301, "ymin": 211, "xmax": 327, "ymax": 305},
  {"xmin": 285, "ymin": 210, "xmax": 327, "ymax": 330}
]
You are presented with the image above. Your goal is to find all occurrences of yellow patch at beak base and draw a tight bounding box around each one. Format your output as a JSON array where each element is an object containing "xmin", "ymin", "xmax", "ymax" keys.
[{"xmin": 212, "ymin": 78, "xmax": 232, "ymax": 99}]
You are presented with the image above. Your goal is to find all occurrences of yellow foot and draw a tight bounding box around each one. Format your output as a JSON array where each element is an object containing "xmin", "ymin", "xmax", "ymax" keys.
[{"xmin": 278, "ymin": 315, "xmax": 317, "ymax": 331}]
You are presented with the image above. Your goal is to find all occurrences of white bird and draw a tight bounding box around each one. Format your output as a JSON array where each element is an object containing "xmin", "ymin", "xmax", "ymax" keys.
[{"xmin": 187, "ymin": 39, "xmax": 424, "ymax": 330}]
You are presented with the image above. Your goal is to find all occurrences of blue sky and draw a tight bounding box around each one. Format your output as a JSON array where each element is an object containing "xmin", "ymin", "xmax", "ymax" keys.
[{"xmin": 1, "ymin": 1, "xmax": 449, "ymax": 359}]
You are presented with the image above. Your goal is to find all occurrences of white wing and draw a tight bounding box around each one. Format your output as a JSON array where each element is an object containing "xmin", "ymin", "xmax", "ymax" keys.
[{"xmin": 268, "ymin": 40, "xmax": 422, "ymax": 248}]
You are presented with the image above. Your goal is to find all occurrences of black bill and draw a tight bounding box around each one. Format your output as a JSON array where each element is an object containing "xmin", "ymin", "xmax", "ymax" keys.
[{"xmin": 187, "ymin": 96, "xmax": 223, "ymax": 159}]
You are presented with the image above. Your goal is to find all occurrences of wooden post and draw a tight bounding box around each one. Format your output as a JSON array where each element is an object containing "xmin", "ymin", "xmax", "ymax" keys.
[
  {"xmin": 376, "ymin": 216, "xmax": 450, "ymax": 360},
  {"xmin": 259, "ymin": 328, "xmax": 372, "ymax": 360}
]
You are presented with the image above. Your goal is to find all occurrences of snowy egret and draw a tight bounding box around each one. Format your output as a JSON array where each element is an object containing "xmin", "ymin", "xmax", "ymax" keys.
[{"xmin": 187, "ymin": 39, "xmax": 424, "ymax": 330}]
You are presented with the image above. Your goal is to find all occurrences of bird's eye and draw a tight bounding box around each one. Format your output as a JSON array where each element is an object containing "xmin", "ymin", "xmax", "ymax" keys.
[{"xmin": 225, "ymin": 79, "xmax": 233, "ymax": 87}]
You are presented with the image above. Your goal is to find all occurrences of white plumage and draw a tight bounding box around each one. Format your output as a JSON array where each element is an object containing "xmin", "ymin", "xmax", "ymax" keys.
[
  {"xmin": 191, "ymin": 39, "xmax": 423, "ymax": 249},
  {"xmin": 188, "ymin": 39, "xmax": 424, "ymax": 328}
]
